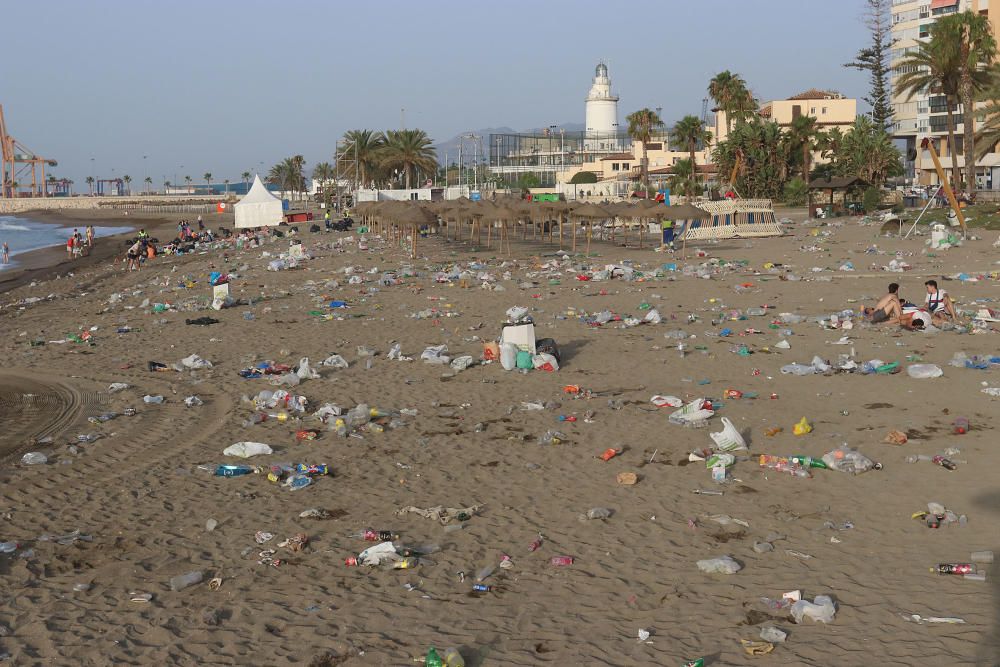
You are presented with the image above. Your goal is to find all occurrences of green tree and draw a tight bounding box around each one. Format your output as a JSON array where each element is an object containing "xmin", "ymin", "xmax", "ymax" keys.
[
  {"xmin": 144, "ymin": 176, "xmax": 152, "ymax": 193},
  {"xmin": 895, "ymin": 28, "xmax": 964, "ymax": 190},
  {"xmin": 708, "ymin": 70, "xmax": 755, "ymax": 135},
  {"xmin": 625, "ymin": 108, "xmax": 665, "ymax": 191},
  {"xmin": 343, "ymin": 129, "xmax": 387, "ymax": 187},
  {"xmin": 313, "ymin": 161, "xmax": 336, "ymax": 206},
  {"xmin": 123, "ymin": 174, "xmax": 132, "ymax": 195},
  {"xmin": 843, "ymin": 0, "xmax": 894, "ymax": 131},
  {"xmin": 516, "ymin": 173, "xmax": 540, "ymax": 193},
  {"xmin": 241, "ymin": 171, "xmax": 251, "ymax": 189},
  {"xmin": 712, "ymin": 120, "xmax": 790, "ymax": 199},
  {"xmin": 569, "ymin": 171, "xmax": 598, "ymax": 184},
  {"xmin": 836, "ymin": 115, "xmax": 903, "ymax": 185},
  {"xmin": 670, "ymin": 115, "xmax": 712, "ymax": 198},
  {"xmin": 184, "ymin": 175, "xmax": 193, "ymax": 192},
  {"xmin": 380, "ymin": 129, "xmax": 437, "ymax": 189},
  {"xmin": 203, "ymin": 172, "xmax": 212, "ymax": 194},
  {"xmin": 938, "ymin": 10, "xmax": 997, "ymax": 189},
  {"xmin": 85, "ymin": 176, "xmax": 94, "ymax": 195},
  {"xmin": 668, "ymin": 158, "xmax": 696, "ymax": 197},
  {"xmin": 786, "ymin": 115, "xmax": 820, "ymax": 183},
  {"xmin": 782, "ymin": 176, "xmax": 808, "ymax": 206},
  {"xmin": 267, "ymin": 158, "xmax": 304, "ymax": 197}
]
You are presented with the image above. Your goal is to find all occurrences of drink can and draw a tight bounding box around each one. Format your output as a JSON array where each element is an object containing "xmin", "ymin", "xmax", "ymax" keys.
[
  {"xmin": 295, "ymin": 430, "xmax": 318, "ymax": 441},
  {"xmin": 344, "ymin": 556, "xmax": 358, "ymax": 566},
  {"xmin": 724, "ymin": 389, "xmax": 743, "ymax": 399},
  {"xmin": 770, "ymin": 393, "xmax": 778, "ymax": 400},
  {"xmin": 472, "ymin": 584, "xmax": 491, "ymax": 592},
  {"xmin": 751, "ymin": 368, "xmax": 761, "ymax": 376},
  {"xmin": 550, "ymin": 556, "xmax": 574, "ymax": 566}
]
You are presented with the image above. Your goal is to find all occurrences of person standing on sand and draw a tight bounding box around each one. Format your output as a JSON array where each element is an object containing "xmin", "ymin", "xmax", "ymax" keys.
[
  {"xmin": 66, "ymin": 234, "xmax": 75, "ymax": 260},
  {"xmin": 1, "ymin": 241, "xmax": 9, "ymax": 264},
  {"xmin": 86, "ymin": 226, "xmax": 94, "ymax": 247}
]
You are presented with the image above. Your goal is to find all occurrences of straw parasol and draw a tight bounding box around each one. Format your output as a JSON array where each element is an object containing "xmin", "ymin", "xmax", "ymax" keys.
[{"xmin": 569, "ymin": 202, "xmax": 612, "ymax": 254}]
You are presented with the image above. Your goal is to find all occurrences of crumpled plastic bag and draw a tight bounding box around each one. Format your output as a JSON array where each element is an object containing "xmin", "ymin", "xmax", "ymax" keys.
[
  {"xmin": 532, "ymin": 352, "xmax": 559, "ymax": 372},
  {"xmin": 450, "ymin": 355, "xmax": 475, "ymax": 371},
  {"xmin": 296, "ymin": 357, "xmax": 320, "ymax": 380},
  {"xmin": 791, "ymin": 595, "xmax": 837, "ymax": 623},
  {"xmin": 223, "ymin": 441, "xmax": 273, "ymax": 458},
  {"xmin": 669, "ymin": 398, "xmax": 714, "ymax": 425},
  {"xmin": 322, "ymin": 354, "xmax": 349, "ymax": 369},
  {"xmin": 180, "ymin": 354, "xmax": 213, "ymax": 369},
  {"xmin": 421, "ymin": 345, "xmax": 451, "ymax": 364}
]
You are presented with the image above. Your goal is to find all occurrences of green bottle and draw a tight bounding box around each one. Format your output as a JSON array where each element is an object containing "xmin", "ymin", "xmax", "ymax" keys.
[
  {"xmin": 426, "ymin": 647, "xmax": 443, "ymax": 667},
  {"xmin": 791, "ymin": 455, "xmax": 828, "ymax": 470}
]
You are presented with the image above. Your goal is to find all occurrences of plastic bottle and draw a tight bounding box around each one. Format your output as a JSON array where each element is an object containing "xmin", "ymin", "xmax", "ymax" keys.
[
  {"xmin": 143, "ymin": 395, "xmax": 165, "ymax": 404},
  {"xmin": 528, "ymin": 534, "xmax": 543, "ymax": 551},
  {"xmin": 953, "ymin": 417, "xmax": 969, "ymax": 435},
  {"xmin": 214, "ymin": 464, "xmax": 255, "ymax": 477},
  {"xmin": 475, "ymin": 565, "xmax": 495, "ymax": 582},
  {"xmin": 758, "ymin": 455, "xmax": 810, "ymax": 478},
  {"xmin": 21, "ymin": 452, "xmax": 48, "ymax": 465},
  {"xmin": 790, "ymin": 455, "xmax": 828, "ymax": 469},
  {"xmin": 585, "ymin": 507, "xmax": 612, "ymax": 520},
  {"xmin": 933, "ymin": 563, "xmax": 974, "ymax": 575},
  {"xmin": 169, "ymin": 570, "xmax": 204, "ymax": 591},
  {"xmin": 905, "ymin": 454, "xmax": 933, "ymax": 464},
  {"xmin": 932, "ymin": 455, "xmax": 958, "ymax": 471},
  {"xmin": 0, "ymin": 542, "xmax": 17, "ymax": 553},
  {"xmin": 442, "ymin": 647, "xmax": 466, "ymax": 667}
]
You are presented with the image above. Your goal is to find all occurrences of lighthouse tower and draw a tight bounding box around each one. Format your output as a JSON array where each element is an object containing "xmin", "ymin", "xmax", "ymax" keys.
[{"xmin": 585, "ymin": 62, "xmax": 619, "ymax": 150}]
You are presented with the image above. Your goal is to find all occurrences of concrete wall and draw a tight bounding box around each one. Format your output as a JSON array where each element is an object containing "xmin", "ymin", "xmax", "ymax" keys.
[{"xmin": 0, "ymin": 195, "xmax": 220, "ymax": 215}]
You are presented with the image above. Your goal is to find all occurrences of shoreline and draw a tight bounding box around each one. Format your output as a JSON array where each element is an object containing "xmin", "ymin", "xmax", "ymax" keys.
[{"xmin": 0, "ymin": 208, "xmax": 232, "ymax": 294}]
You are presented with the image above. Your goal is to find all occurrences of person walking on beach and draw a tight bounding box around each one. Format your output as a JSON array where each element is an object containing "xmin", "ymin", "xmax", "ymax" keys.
[
  {"xmin": 66, "ymin": 234, "xmax": 75, "ymax": 260},
  {"xmin": 86, "ymin": 225, "xmax": 95, "ymax": 248},
  {"xmin": 1, "ymin": 241, "xmax": 9, "ymax": 264}
]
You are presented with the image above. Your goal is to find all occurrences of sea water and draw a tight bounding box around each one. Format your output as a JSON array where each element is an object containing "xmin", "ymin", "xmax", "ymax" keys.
[{"xmin": 0, "ymin": 216, "xmax": 132, "ymax": 269}]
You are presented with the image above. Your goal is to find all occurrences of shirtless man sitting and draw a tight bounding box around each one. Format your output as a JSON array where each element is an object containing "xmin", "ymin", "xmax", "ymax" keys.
[{"xmin": 862, "ymin": 283, "xmax": 902, "ymax": 324}]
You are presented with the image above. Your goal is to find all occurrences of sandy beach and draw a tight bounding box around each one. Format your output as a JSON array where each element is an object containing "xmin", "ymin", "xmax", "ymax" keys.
[{"xmin": 0, "ymin": 208, "xmax": 998, "ymax": 666}]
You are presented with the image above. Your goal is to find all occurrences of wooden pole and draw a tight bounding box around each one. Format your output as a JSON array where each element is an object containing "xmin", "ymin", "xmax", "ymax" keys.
[
  {"xmin": 572, "ymin": 216, "xmax": 577, "ymax": 252},
  {"xmin": 639, "ymin": 218, "xmax": 644, "ymax": 249},
  {"xmin": 586, "ymin": 220, "xmax": 592, "ymax": 255},
  {"xmin": 487, "ymin": 221, "xmax": 492, "ymax": 249}
]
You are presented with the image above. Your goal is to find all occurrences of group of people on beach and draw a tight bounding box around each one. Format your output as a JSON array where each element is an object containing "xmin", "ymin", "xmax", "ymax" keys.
[
  {"xmin": 66, "ymin": 227, "xmax": 95, "ymax": 261},
  {"xmin": 863, "ymin": 280, "xmax": 958, "ymax": 330}
]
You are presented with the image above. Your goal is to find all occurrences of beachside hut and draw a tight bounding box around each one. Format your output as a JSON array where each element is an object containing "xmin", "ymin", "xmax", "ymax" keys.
[
  {"xmin": 808, "ymin": 176, "xmax": 869, "ymax": 217},
  {"xmin": 234, "ymin": 175, "xmax": 283, "ymax": 229}
]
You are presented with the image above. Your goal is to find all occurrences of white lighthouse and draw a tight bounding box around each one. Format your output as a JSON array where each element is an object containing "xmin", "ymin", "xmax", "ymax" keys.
[{"xmin": 585, "ymin": 62, "xmax": 619, "ymax": 150}]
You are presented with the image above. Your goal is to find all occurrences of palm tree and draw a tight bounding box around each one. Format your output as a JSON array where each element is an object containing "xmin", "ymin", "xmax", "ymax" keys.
[
  {"xmin": 668, "ymin": 158, "xmax": 695, "ymax": 198},
  {"xmin": 838, "ymin": 115, "xmax": 903, "ymax": 185},
  {"xmin": 896, "ymin": 30, "xmax": 963, "ymax": 191},
  {"xmin": 203, "ymin": 172, "xmax": 212, "ymax": 194},
  {"xmin": 123, "ymin": 174, "xmax": 132, "ymax": 195},
  {"xmin": 312, "ymin": 162, "xmax": 336, "ymax": 206},
  {"xmin": 708, "ymin": 71, "xmax": 755, "ymax": 135},
  {"xmin": 291, "ymin": 156, "xmax": 305, "ymax": 200},
  {"xmin": 670, "ymin": 115, "xmax": 713, "ymax": 199},
  {"xmin": 787, "ymin": 115, "xmax": 820, "ymax": 182},
  {"xmin": 164, "ymin": 180, "xmax": 172, "ymax": 190},
  {"xmin": 379, "ymin": 129, "xmax": 437, "ymax": 189},
  {"xmin": 184, "ymin": 175, "xmax": 192, "ymax": 193},
  {"xmin": 144, "ymin": 176, "xmax": 152, "ymax": 193},
  {"xmin": 625, "ymin": 108, "xmax": 665, "ymax": 193},
  {"xmin": 241, "ymin": 171, "xmax": 252, "ymax": 190},
  {"xmin": 938, "ymin": 11, "xmax": 997, "ymax": 190},
  {"xmin": 85, "ymin": 176, "xmax": 94, "ymax": 196},
  {"xmin": 343, "ymin": 129, "xmax": 387, "ymax": 187}
]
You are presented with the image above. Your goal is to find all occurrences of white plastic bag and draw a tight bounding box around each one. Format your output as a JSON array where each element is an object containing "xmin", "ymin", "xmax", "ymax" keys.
[
  {"xmin": 791, "ymin": 595, "xmax": 836, "ymax": 623},
  {"xmin": 907, "ymin": 364, "xmax": 943, "ymax": 379},
  {"xmin": 180, "ymin": 354, "xmax": 213, "ymax": 369},
  {"xmin": 696, "ymin": 555, "xmax": 741, "ymax": 574},
  {"xmin": 296, "ymin": 357, "xmax": 320, "ymax": 380},
  {"xmin": 710, "ymin": 417, "xmax": 747, "ymax": 451},
  {"xmin": 322, "ymin": 354, "xmax": 349, "ymax": 369},
  {"xmin": 499, "ymin": 342, "xmax": 518, "ymax": 371},
  {"xmin": 421, "ymin": 345, "xmax": 450, "ymax": 364},
  {"xmin": 223, "ymin": 442, "xmax": 273, "ymax": 458}
]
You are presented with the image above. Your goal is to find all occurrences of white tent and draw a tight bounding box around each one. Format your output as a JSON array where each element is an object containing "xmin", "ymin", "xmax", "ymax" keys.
[{"xmin": 234, "ymin": 175, "xmax": 283, "ymax": 229}]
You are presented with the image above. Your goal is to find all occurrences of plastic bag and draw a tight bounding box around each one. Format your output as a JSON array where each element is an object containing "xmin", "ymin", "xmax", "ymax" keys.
[
  {"xmin": 710, "ymin": 417, "xmax": 747, "ymax": 451},
  {"xmin": 822, "ymin": 445, "xmax": 875, "ymax": 474},
  {"xmin": 499, "ymin": 342, "xmax": 518, "ymax": 371},
  {"xmin": 296, "ymin": 357, "xmax": 320, "ymax": 380},
  {"xmin": 223, "ymin": 442, "xmax": 273, "ymax": 458},
  {"xmin": 791, "ymin": 595, "xmax": 836, "ymax": 623},
  {"xmin": 421, "ymin": 345, "xmax": 451, "ymax": 365},
  {"xmin": 322, "ymin": 354, "xmax": 349, "ymax": 369},
  {"xmin": 532, "ymin": 353, "xmax": 559, "ymax": 372},
  {"xmin": 907, "ymin": 364, "xmax": 943, "ymax": 379},
  {"xmin": 696, "ymin": 555, "xmax": 742, "ymax": 574},
  {"xmin": 669, "ymin": 398, "xmax": 714, "ymax": 425},
  {"xmin": 180, "ymin": 354, "xmax": 213, "ymax": 369}
]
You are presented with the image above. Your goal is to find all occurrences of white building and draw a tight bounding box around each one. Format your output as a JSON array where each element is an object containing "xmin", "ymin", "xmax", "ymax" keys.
[{"xmin": 585, "ymin": 62, "xmax": 620, "ymax": 150}]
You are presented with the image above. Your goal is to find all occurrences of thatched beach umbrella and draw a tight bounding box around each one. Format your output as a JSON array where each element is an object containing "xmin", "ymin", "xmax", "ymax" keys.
[{"xmin": 569, "ymin": 202, "xmax": 612, "ymax": 254}]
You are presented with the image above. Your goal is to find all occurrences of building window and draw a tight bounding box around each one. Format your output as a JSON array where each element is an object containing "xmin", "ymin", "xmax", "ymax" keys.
[
  {"xmin": 822, "ymin": 107, "xmax": 827, "ymax": 114},
  {"xmin": 622, "ymin": 163, "xmax": 629, "ymax": 170},
  {"xmin": 611, "ymin": 163, "xmax": 619, "ymax": 171},
  {"xmin": 919, "ymin": 23, "xmax": 931, "ymax": 37}
]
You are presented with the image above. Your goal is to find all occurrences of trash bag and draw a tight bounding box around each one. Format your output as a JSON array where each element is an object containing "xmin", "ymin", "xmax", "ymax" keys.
[
  {"xmin": 499, "ymin": 343, "xmax": 518, "ymax": 371},
  {"xmin": 535, "ymin": 337, "xmax": 561, "ymax": 364},
  {"xmin": 532, "ymin": 352, "xmax": 559, "ymax": 372},
  {"xmin": 180, "ymin": 354, "xmax": 213, "ymax": 369},
  {"xmin": 321, "ymin": 354, "xmax": 349, "ymax": 369}
]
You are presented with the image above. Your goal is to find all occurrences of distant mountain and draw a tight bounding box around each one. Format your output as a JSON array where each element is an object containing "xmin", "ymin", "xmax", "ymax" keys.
[{"xmin": 434, "ymin": 123, "xmax": 585, "ymax": 165}]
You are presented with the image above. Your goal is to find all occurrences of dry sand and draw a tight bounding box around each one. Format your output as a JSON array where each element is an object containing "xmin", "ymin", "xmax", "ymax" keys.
[{"xmin": 0, "ymin": 208, "xmax": 998, "ymax": 666}]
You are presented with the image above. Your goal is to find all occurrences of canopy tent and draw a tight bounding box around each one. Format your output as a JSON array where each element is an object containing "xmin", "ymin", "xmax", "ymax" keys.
[{"xmin": 235, "ymin": 175, "xmax": 283, "ymax": 229}]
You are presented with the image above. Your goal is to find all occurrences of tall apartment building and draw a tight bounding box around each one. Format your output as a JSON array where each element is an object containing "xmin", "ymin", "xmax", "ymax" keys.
[{"xmin": 890, "ymin": 0, "xmax": 1000, "ymax": 188}]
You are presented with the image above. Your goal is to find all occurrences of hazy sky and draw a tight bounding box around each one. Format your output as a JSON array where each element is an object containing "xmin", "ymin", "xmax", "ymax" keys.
[{"xmin": 4, "ymin": 0, "xmax": 871, "ymax": 186}]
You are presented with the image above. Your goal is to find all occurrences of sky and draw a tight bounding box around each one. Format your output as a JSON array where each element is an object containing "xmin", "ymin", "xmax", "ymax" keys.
[{"xmin": 3, "ymin": 0, "xmax": 872, "ymax": 187}]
